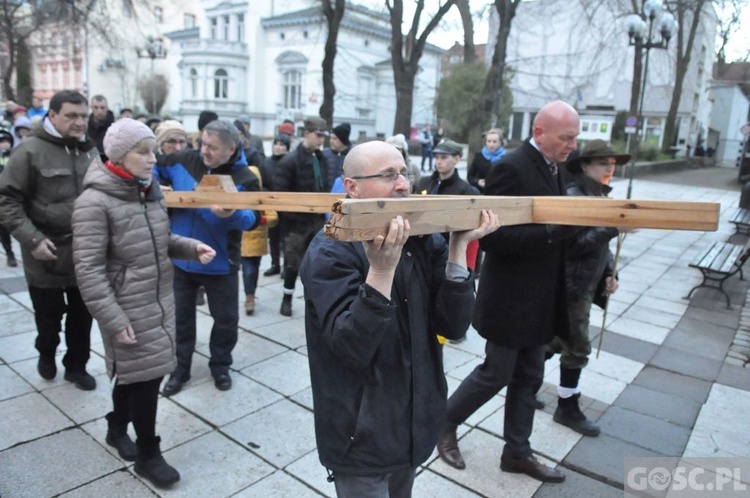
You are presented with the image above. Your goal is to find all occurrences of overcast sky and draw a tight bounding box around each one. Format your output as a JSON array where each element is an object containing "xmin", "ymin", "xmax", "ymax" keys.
[{"xmin": 358, "ymin": 0, "xmax": 748, "ymax": 62}]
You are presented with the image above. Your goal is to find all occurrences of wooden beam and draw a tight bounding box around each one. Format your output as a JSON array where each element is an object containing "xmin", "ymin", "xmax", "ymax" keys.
[
  {"xmin": 164, "ymin": 191, "xmax": 342, "ymax": 213},
  {"xmin": 324, "ymin": 196, "xmax": 720, "ymax": 241}
]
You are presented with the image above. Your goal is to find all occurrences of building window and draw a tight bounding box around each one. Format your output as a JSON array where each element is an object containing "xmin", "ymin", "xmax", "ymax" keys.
[
  {"xmin": 511, "ymin": 112, "xmax": 524, "ymax": 140},
  {"xmin": 223, "ymin": 15, "xmax": 230, "ymax": 40},
  {"xmin": 123, "ymin": 2, "xmax": 133, "ymax": 17},
  {"xmin": 184, "ymin": 14, "xmax": 195, "ymax": 29},
  {"xmin": 280, "ymin": 32, "xmax": 285, "ymax": 40},
  {"xmin": 283, "ymin": 70, "xmax": 302, "ymax": 109},
  {"xmin": 237, "ymin": 14, "xmax": 244, "ymax": 42},
  {"xmin": 154, "ymin": 7, "xmax": 163, "ymax": 23},
  {"xmin": 214, "ymin": 69, "xmax": 228, "ymax": 99},
  {"xmin": 210, "ymin": 17, "xmax": 217, "ymax": 39},
  {"xmin": 190, "ymin": 68, "xmax": 198, "ymax": 98}
]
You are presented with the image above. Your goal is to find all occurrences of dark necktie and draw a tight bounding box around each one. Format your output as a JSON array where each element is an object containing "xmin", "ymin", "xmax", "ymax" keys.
[{"xmin": 549, "ymin": 162, "xmax": 558, "ymax": 177}]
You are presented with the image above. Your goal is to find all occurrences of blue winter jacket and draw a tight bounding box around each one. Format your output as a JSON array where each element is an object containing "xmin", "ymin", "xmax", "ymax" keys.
[{"xmin": 155, "ymin": 148, "xmax": 260, "ymax": 275}]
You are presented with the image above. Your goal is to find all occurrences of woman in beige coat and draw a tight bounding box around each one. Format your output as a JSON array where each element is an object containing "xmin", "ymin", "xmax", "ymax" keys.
[{"xmin": 72, "ymin": 119, "xmax": 215, "ymax": 489}]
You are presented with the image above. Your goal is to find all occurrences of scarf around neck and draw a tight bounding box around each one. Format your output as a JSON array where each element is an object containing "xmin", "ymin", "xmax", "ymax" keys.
[{"xmin": 482, "ymin": 145, "xmax": 506, "ymax": 163}]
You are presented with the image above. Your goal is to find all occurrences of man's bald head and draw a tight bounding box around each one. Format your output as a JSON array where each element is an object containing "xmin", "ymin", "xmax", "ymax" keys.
[
  {"xmin": 532, "ymin": 100, "xmax": 580, "ymax": 164},
  {"xmin": 343, "ymin": 141, "xmax": 411, "ymax": 199}
]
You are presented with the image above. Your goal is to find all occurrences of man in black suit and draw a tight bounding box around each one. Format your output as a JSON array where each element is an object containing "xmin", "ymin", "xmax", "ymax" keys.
[{"xmin": 437, "ymin": 100, "xmax": 580, "ymax": 483}]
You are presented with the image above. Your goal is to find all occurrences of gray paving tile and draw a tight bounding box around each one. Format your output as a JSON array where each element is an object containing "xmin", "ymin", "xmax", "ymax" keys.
[
  {"xmin": 614, "ymin": 384, "xmax": 701, "ymax": 428},
  {"xmin": 649, "ymin": 346, "xmax": 723, "ymax": 382},
  {"xmin": 291, "ymin": 386, "xmax": 314, "ymax": 411},
  {"xmin": 242, "ymin": 349, "xmax": 311, "ymax": 396},
  {"xmin": 683, "ymin": 306, "xmax": 741, "ymax": 329},
  {"xmin": 0, "ymin": 392, "xmax": 73, "ymax": 450},
  {"xmin": 222, "ymin": 398, "xmax": 316, "ymax": 468},
  {"xmin": 0, "ymin": 364, "xmax": 33, "ymax": 401},
  {"xmin": 413, "ymin": 468, "xmax": 482, "ymax": 497},
  {"xmin": 673, "ymin": 315, "xmax": 737, "ymax": 341},
  {"xmin": 284, "ymin": 450, "xmax": 335, "ymax": 497},
  {"xmin": 0, "ymin": 275, "xmax": 29, "ymax": 294},
  {"xmin": 44, "ymin": 372, "xmax": 113, "ymax": 425},
  {"xmin": 0, "ymin": 429, "xmax": 122, "ymax": 498},
  {"xmin": 196, "ymin": 329, "xmax": 287, "ymax": 370},
  {"xmin": 662, "ymin": 326, "xmax": 733, "ymax": 362},
  {"xmin": 607, "ymin": 317, "xmax": 671, "ymax": 345},
  {"xmin": 564, "ymin": 434, "xmax": 665, "ymax": 486},
  {"xmin": 147, "ymin": 431, "xmax": 274, "ymax": 497},
  {"xmin": 533, "ymin": 468, "xmax": 621, "ymax": 497},
  {"xmin": 235, "ymin": 470, "xmax": 324, "ymax": 497},
  {"xmin": 632, "ymin": 366, "xmax": 712, "ymax": 404},
  {"xmin": 59, "ymin": 469, "xmax": 153, "ymax": 497},
  {"xmin": 716, "ymin": 363, "xmax": 750, "ymax": 391},
  {"xmin": 597, "ymin": 406, "xmax": 690, "ymax": 455},
  {"xmin": 598, "ymin": 331, "xmax": 658, "ymax": 364},
  {"xmin": 251, "ymin": 316, "xmax": 308, "ymax": 350},
  {"xmin": 0, "ymin": 330, "xmax": 38, "ymax": 363},
  {"xmin": 170, "ymin": 373, "xmax": 282, "ymax": 427}
]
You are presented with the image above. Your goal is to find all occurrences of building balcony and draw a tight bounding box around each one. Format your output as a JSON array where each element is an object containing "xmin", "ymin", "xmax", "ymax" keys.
[{"xmin": 181, "ymin": 39, "xmax": 248, "ymax": 60}]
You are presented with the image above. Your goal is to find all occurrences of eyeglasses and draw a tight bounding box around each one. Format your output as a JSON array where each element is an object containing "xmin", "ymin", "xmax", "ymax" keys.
[{"xmin": 351, "ymin": 171, "xmax": 414, "ymax": 183}]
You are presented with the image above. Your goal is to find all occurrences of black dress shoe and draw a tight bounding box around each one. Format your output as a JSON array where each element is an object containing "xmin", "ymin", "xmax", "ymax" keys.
[
  {"xmin": 500, "ymin": 454, "xmax": 565, "ymax": 483},
  {"xmin": 263, "ymin": 265, "xmax": 280, "ymax": 277},
  {"xmin": 64, "ymin": 370, "xmax": 96, "ymax": 390},
  {"xmin": 534, "ymin": 397, "xmax": 545, "ymax": 410},
  {"xmin": 38, "ymin": 355, "xmax": 57, "ymax": 380},
  {"xmin": 214, "ymin": 373, "xmax": 232, "ymax": 391},
  {"xmin": 437, "ymin": 429, "xmax": 466, "ymax": 469},
  {"xmin": 162, "ymin": 375, "xmax": 188, "ymax": 397}
]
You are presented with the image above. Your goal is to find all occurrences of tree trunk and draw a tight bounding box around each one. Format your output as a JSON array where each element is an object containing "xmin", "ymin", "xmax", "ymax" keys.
[
  {"xmin": 662, "ymin": 0, "xmax": 707, "ymax": 154},
  {"xmin": 465, "ymin": 0, "xmax": 519, "ymax": 156},
  {"xmin": 386, "ymin": 0, "xmax": 456, "ymax": 136},
  {"xmin": 456, "ymin": 0, "xmax": 475, "ymax": 63},
  {"xmin": 319, "ymin": 0, "xmax": 345, "ymax": 128},
  {"xmin": 2, "ymin": 34, "xmax": 16, "ymax": 102},
  {"xmin": 15, "ymin": 39, "xmax": 33, "ymax": 105}
]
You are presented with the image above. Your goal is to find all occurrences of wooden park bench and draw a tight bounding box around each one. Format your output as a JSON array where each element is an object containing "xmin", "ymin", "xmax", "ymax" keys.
[
  {"xmin": 729, "ymin": 207, "xmax": 750, "ymax": 236},
  {"xmin": 686, "ymin": 241, "xmax": 750, "ymax": 308}
]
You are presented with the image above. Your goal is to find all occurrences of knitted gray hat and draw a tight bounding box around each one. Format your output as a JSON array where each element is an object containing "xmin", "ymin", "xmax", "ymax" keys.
[{"xmin": 104, "ymin": 118, "xmax": 155, "ymax": 162}]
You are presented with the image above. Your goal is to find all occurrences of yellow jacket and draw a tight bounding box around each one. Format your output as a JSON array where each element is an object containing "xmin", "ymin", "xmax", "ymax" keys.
[{"xmin": 241, "ymin": 166, "xmax": 278, "ymax": 257}]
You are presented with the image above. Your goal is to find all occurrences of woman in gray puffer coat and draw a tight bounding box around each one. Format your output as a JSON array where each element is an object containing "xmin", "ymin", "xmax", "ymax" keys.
[{"xmin": 72, "ymin": 119, "xmax": 215, "ymax": 489}]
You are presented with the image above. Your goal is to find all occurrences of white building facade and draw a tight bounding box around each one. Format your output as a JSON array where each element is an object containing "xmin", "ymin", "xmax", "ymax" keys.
[
  {"xmin": 488, "ymin": 0, "xmax": 717, "ymax": 153},
  {"xmin": 708, "ymin": 84, "xmax": 750, "ymax": 165},
  {"xmin": 165, "ymin": 0, "xmax": 444, "ymax": 139}
]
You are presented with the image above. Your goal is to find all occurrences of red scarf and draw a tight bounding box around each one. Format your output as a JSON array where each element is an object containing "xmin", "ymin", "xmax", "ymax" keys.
[{"xmin": 105, "ymin": 160, "xmax": 152, "ymax": 191}]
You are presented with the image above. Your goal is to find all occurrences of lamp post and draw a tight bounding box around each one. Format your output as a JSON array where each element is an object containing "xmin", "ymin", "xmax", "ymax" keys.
[
  {"xmin": 623, "ymin": 0, "xmax": 678, "ymax": 199},
  {"xmin": 136, "ymin": 37, "xmax": 167, "ymax": 115}
]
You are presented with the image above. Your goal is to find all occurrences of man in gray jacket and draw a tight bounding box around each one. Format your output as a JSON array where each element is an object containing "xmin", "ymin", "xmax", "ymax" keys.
[{"xmin": 0, "ymin": 89, "xmax": 98, "ymax": 390}]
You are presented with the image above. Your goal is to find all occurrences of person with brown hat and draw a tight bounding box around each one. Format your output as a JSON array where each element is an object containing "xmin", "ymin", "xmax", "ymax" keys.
[
  {"xmin": 546, "ymin": 139, "xmax": 635, "ymax": 437},
  {"xmin": 323, "ymin": 122, "xmax": 352, "ymax": 187},
  {"xmin": 273, "ymin": 116, "xmax": 330, "ymax": 316}
]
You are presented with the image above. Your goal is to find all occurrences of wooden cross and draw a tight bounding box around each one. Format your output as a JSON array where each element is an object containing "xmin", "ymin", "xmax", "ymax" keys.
[{"xmin": 162, "ymin": 176, "xmax": 719, "ymax": 242}]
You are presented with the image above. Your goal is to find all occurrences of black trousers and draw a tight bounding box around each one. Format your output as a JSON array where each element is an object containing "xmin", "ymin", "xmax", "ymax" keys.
[
  {"xmin": 445, "ymin": 341, "xmax": 545, "ymax": 459},
  {"xmin": 112, "ymin": 376, "xmax": 162, "ymax": 444},
  {"xmin": 0, "ymin": 225, "xmax": 13, "ymax": 256},
  {"xmin": 29, "ymin": 286, "xmax": 92, "ymax": 372},
  {"xmin": 173, "ymin": 267, "xmax": 239, "ymax": 378}
]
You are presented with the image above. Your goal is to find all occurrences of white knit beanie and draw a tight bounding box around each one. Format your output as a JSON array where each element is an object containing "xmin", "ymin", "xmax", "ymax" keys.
[{"xmin": 103, "ymin": 118, "xmax": 155, "ymax": 162}]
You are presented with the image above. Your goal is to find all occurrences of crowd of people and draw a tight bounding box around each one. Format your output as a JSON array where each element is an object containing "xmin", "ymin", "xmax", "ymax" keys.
[{"xmin": 0, "ymin": 91, "xmax": 635, "ymax": 496}]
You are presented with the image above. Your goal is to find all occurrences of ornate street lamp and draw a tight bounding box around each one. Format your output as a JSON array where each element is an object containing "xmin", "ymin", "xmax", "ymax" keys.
[
  {"xmin": 136, "ymin": 37, "xmax": 167, "ymax": 115},
  {"xmin": 623, "ymin": 0, "xmax": 678, "ymax": 198}
]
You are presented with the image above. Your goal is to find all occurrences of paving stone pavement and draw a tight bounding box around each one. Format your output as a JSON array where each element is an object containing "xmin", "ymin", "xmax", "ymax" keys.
[{"xmin": 1, "ymin": 166, "xmax": 749, "ymax": 497}]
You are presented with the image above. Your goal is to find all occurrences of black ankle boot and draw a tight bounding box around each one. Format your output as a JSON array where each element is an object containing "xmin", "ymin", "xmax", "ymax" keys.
[
  {"xmin": 280, "ymin": 294, "xmax": 293, "ymax": 316},
  {"xmin": 135, "ymin": 436, "xmax": 180, "ymax": 488},
  {"xmin": 553, "ymin": 393, "xmax": 600, "ymax": 437},
  {"xmin": 105, "ymin": 412, "xmax": 137, "ymax": 461}
]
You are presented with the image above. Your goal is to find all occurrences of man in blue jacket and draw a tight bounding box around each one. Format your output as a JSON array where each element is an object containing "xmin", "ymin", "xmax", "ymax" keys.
[
  {"xmin": 157, "ymin": 120, "xmax": 260, "ymax": 395},
  {"xmin": 300, "ymin": 141, "xmax": 499, "ymax": 497}
]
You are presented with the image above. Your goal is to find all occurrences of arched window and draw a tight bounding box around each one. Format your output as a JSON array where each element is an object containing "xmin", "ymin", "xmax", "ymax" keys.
[
  {"xmin": 283, "ymin": 70, "xmax": 301, "ymax": 110},
  {"xmin": 214, "ymin": 69, "xmax": 228, "ymax": 99},
  {"xmin": 190, "ymin": 68, "xmax": 198, "ymax": 98}
]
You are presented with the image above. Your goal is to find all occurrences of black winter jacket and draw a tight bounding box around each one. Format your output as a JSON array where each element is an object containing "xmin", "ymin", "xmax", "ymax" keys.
[
  {"xmin": 274, "ymin": 144, "xmax": 329, "ymax": 225},
  {"xmin": 416, "ymin": 169, "xmax": 477, "ymax": 196},
  {"xmin": 565, "ymin": 174, "xmax": 618, "ymax": 301},
  {"xmin": 300, "ymin": 232, "xmax": 475, "ymax": 475}
]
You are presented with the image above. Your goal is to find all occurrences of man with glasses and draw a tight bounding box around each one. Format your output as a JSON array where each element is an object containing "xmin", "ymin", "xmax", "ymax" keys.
[
  {"xmin": 0, "ymin": 90, "xmax": 99, "ymax": 390},
  {"xmin": 300, "ymin": 141, "xmax": 500, "ymax": 497},
  {"xmin": 155, "ymin": 120, "xmax": 189, "ymax": 155},
  {"xmin": 273, "ymin": 116, "xmax": 330, "ymax": 317}
]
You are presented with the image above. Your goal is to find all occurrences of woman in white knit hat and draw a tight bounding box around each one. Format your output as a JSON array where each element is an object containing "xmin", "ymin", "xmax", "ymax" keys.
[{"xmin": 72, "ymin": 118, "xmax": 216, "ymax": 488}]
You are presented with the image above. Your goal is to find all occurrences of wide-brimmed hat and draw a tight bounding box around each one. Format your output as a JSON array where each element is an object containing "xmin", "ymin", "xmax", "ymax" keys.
[{"xmin": 566, "ymin": 140, "xmax": 630, "ymax": 173}]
